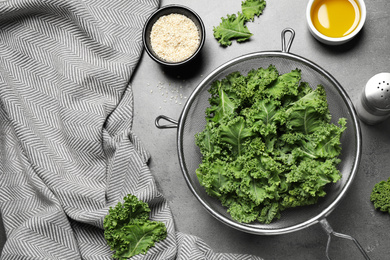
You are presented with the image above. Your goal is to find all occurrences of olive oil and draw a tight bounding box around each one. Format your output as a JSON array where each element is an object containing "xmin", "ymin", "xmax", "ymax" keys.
[{"xmin": 311, "ymin": 0, "xmax": 361, "ymax": 38}]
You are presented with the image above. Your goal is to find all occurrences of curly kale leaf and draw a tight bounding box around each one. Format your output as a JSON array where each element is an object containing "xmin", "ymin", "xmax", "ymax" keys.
[
  {"xmin": 241, "ymin": 0, "xmax": 267, "ymax": 21},
  {"xmin": 220, "ymin": 116, "xmax": 254, "ymax": 156},
  {"xmin": 284, "ymin": 85, "xmax": 331, "ymax": 134},
  {"xmin": 104, "ymin": 194, "xmax": 167, "ymax": 259},
  {"xmin": 213, "ymin": 13, "xmax": 253, "ymax": 46},
  {"xmin": 207, "ymin": 86, "xmax": 238, "ymax": 123},
  {"xmin": 213, "ymin": 0, "xmax": 266, "ymax": 46},
  {"xmin": 263, "ymin": 69, "xmax": 302, "ymax": 100},
  {"xmin": 371, "ymin": 177, "xmax": 390, "ymax": 214},
  {"xmin": 196, "ymin": 66, "xmax": 346, "ymax": 224}
]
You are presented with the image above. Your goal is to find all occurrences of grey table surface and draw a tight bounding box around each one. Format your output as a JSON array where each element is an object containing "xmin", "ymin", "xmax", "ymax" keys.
[{"xmin": 2, "ymin": 0, "xmax": 390, "ymax": 259}]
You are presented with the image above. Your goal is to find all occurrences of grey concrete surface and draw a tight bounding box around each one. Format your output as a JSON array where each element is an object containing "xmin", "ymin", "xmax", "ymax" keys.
[{"xmin": 2, "ymin": 0, "xmax": 390, "ymax": 259}]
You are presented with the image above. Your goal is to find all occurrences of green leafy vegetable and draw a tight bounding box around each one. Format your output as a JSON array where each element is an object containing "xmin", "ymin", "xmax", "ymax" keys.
[
  {"xmin": 195, "ymin": 65, "xmax": 346, "ymax": 224},
  {"xmin": 104, "ymin": 194, "xmax": 167, "ymax": 259},
  {"xmin": 213, "ymin": 13, "xmax": 253, "ymax": 47},
  {"xmin": 371, "ymin": 177, "xmax": 390, "ymax": 214},
  {"xmin": 213, "ymin": 0, "xmax": 266, "ymax": 46},
  {"xmin": 241, "ymin": 0, "xmax": 267, "ymax": 21}
]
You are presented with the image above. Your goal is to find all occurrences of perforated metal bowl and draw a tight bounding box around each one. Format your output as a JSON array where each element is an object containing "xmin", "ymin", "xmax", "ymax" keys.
[{"xmin": 156, "ymin": 29, "xmax": 368, "ymax": 259}]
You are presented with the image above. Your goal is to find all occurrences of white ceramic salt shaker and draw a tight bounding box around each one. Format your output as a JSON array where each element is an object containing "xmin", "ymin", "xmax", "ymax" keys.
[{"xmin": 356, "ymin": 73, "xmax": 390, "ymax": 125}]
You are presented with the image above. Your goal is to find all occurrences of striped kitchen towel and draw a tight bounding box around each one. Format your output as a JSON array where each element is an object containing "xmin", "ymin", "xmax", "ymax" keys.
[{"xmin": 0, "ymin": 0, "xmax": 262, "ymax": 259}]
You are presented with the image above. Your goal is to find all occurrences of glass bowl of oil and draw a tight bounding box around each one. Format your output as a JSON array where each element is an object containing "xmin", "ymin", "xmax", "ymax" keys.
[{"xmin": 306, "ymin": 0, "xmax": 366, "ymax": 45}]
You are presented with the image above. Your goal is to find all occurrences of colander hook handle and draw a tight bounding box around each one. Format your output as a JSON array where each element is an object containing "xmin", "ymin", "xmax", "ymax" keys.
[
  {"xmin": 281, "ymin": 28, "xmax": 295, "ymax": 53},
  {"xmin": 319, "ymin": 219, "xmax": 370, "ymax": 260},
  {"xmin": 155, "ymin": 115, "xmax": 178, "ymax": 129}
]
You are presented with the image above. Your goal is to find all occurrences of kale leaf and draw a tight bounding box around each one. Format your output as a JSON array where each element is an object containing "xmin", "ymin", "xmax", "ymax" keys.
[
  {"xmin": 213, "ymin": 13, "xmax": 253, "ymax": 47},
  {"xmin": 241, "ymin": 0, "xmax": 267, "ymax": 21},
  {"xmin": 213, "ymin": 0, "xmax": 266, "ymax": 46},
  {"xmin": 371, "ymin": 177, "xmax": 390, "ymax": 214},
  {"xmin": 104, "ymin": 194, "xmax": 167, "ymax": 259}
]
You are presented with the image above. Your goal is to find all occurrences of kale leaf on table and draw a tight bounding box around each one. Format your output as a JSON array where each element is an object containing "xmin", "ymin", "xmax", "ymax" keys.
[
  {"xmin": 103, "ymin": 194, "xmax": 167, "ymax": 259},
  {"xmin": 213, "ymin": 0, "xmax": 266, "ymax": 46},
  {"xmin": 213, "ymin": 13, "xmax": 253, "ymax": 47},
  {"xmin": 371, "ymin": 177, "xmax": 390, "ymax": 214},
  {"xmin": 241, "ymin": 0, "xmax": 267, "ymax": 21},
  {"xmin": 195, "ymin": 65, "xmax": 346, "ymax": 224}
]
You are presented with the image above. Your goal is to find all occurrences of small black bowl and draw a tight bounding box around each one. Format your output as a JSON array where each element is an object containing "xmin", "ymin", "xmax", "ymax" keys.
[{"xmin": 142, "ymin": 4, "xmax": 205, "ymax": 67}]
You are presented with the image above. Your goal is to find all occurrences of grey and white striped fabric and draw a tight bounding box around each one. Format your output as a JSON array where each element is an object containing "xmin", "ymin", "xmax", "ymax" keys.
[{"xmin": 0, "ymin": 0, "xmax": 262, "ymax": 259}]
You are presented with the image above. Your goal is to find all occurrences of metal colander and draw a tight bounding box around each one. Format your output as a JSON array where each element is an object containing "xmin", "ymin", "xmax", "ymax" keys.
[{"xmin": 156, "ymin": 29, "xmax": 368, "ymax": 259}]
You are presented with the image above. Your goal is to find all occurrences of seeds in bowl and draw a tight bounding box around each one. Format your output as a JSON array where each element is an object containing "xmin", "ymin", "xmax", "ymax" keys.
[{"xmin": 150, "ymin": 13, "xmax": 200, "ymax": 63}]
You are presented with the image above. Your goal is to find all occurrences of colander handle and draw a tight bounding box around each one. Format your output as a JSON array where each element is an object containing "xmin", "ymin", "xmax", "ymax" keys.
[
  {"xmin": 319, "ymin": 219, "xmax": 370, "ymax": 260},
  {"xmin": 155, "ymin": 115, "xmax": 178, "ymax": 129},
  {"xmin": 281, "ymin": 28, "xmax": 295, "ymax": 53}
]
